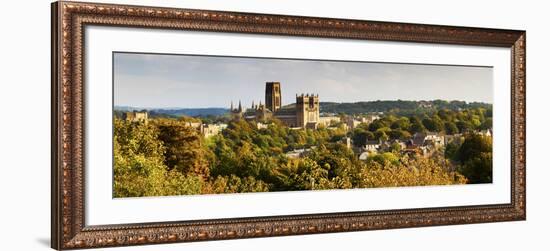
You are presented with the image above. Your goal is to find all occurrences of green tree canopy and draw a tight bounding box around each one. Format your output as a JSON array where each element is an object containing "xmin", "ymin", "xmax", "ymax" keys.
[
  {"xmin": 444, "ymin": 121, "xmax": 459, "ymax": 135},
  {"xmin": 456, "ymin": 133, "xmax": 493, "ymax": 183}
]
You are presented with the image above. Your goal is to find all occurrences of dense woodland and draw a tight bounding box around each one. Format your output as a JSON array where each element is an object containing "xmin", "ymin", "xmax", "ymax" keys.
[{"xmin": 113, "ymin": 105, "xmax": 492, "ymax": 197}]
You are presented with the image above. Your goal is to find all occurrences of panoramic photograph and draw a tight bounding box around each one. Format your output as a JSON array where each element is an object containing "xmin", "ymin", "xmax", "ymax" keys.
[{"xmin": 113, "ymin": 52, "xmax": 493, "ymax": 198}]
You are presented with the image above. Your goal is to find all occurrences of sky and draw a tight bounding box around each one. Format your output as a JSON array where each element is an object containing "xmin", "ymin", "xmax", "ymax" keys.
[{"xmin": 114, "ymin": 52, "xmax": 493, "ymax": 108}]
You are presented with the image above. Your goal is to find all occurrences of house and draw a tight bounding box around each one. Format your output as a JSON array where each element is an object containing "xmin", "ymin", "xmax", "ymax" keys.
[
  {"xmin": 408, "ymin": 132, "xmax": 444, "ymax": 148},
  {"xmin": 200, "ymin": 123, "xmax": 228, "ymax": 138},
  {"xmin": 185, "ymin": 122, "xmax": 227, "ymax": 138},
  {"xmin": 256, "ymin": 122, "xmax": 269, "ymax": 130},
  {"xmin": 363, "ymin": 140, "xmax": 381, "ymax": 152},
  {"xmin": 408, "ymin": 133, "xmax": 426, "ymax": 147},
  {"xmin": 425, "ymin": 132, "xmax": 444, "ymax": 147},
  {"xmin": 405, "ymin": 132, "xmax": 442, "ymax": 157}
]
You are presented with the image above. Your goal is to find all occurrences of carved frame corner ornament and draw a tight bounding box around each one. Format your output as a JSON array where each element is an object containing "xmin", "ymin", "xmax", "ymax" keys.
[{"xmin": 51, "ymin": 1, "xmax": 526, "ymax": 250}]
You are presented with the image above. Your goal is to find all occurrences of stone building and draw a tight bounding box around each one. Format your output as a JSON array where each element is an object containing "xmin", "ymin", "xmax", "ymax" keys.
[
  {"xmin": 230, "ymin": 82, "xmax": 321, "ymax": 129},
  {"xmin": 123, "ymin": 111, "xmax": 148, "ymax": 123},
  {"xmin": 185, "ymin": 121, "xmax": 227, "ymax": 138},
  {"xmin": 265, "ymin": 82, "xmax": 282, "ymax": 112},
  {"xmin": 229, "ymin": 101, "xmax": 244, "ymax": 120},
  {"xmin": 296, "ymin": 93, "xmax": 320, "ymax": 129},
  {"xmin": 200, "ymin": 124, "xmax": 228, "ymax": 138}
]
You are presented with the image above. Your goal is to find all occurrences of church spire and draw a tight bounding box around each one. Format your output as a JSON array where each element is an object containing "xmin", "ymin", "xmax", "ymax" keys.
[
  {"xmin": 252, "ymin": 100, "xmax": 255, "ymax": 109},
  {"xmin": 238, "ymin": 100, "xmax": 242, "ymax": 112},
  {"xmin": 230, "ymin": 101, "xmax": 234, "ymax": 111}
]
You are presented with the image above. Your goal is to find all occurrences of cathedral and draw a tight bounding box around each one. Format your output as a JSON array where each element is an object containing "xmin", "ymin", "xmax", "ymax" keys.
[{"xmin": 230, "ymin": 82, "xmax": 321, "ymax": 129}]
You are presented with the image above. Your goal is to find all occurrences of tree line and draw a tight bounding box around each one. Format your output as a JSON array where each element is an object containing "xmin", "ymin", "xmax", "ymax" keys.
[{"xmin": 319, "ymin": 99, "xmax": 491, "ymax": 115}]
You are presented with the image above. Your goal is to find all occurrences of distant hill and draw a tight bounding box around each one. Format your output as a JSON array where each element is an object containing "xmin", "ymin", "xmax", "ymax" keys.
[
  {"xmin": 115, "ymin": 106, "xmax": 229, "ymax": 118},
  {"xmin": 318, "ymin": 100, "xmax": 491, "ymax": 115},
  {"xmin": 151, "ymin": 108, "xmax": 229, "ymax": 117},
  {"xmin": 285, "ymin": 100, "xmax": 491, "ymax": 115}
]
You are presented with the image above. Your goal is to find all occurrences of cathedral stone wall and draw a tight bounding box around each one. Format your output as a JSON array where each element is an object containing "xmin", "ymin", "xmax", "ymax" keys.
[{"xmin": 231, "ymin": 82, "xmax": 320, "ymax": 129}]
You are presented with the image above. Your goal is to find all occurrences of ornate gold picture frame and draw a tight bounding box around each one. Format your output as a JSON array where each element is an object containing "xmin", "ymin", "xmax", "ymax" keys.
[{"xmin": 51, "ymin": 1, "xmax": 526, "ymax": 249}]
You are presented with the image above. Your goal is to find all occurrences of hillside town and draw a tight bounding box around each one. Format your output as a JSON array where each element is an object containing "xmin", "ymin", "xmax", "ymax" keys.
[
  {"xmin": 123, "ymin": 82, "xmax": 492, "ymax": 167},
  {"xmin": 123, "ymin": 108, "xmax": 491, "ymax": 164}
]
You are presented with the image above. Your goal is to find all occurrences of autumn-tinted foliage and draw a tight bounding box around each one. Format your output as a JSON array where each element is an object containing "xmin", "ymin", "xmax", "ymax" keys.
[
  {"xmin": 156, "ymin": 118, "xmax": 212, "ymax": 178},
  {"xmin": 113, "ymin": 119, "xmax": 205, "ymax": 197},
  {"xmin": 113, "ymin": 106, "xmax": 492, "ymax": 197}
]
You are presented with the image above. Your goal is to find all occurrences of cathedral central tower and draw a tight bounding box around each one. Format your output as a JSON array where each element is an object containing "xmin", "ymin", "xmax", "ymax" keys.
[
  {"xmin": 296, "ymin": 94, "xmax": 320, "ymax": 129},
  {"xmin": 265, "ymin": 82, "xmax": 281, "ymax": 112}
]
